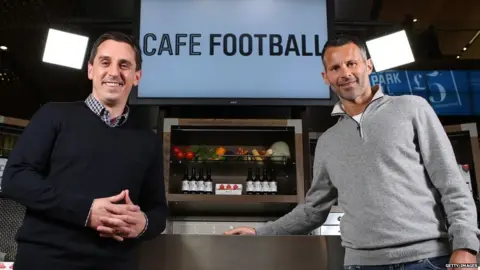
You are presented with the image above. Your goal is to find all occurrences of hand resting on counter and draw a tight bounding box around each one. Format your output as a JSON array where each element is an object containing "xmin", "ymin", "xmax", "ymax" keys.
[{"xmin": 224, "ymin": 226, "xmax": 256, "ymax": 235}]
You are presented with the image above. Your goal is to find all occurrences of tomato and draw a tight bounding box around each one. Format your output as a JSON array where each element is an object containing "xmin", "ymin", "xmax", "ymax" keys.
[
  {"xmin": 172, "ymin": 146, "xmax": 181, "ymax": 154},
  {"xmin": 185, "ymin": 151, "xmax": 195, "ymax": 160},
  {"xmin": 175, "ymin": 151, "xmax": 185, "ymax": 160}
]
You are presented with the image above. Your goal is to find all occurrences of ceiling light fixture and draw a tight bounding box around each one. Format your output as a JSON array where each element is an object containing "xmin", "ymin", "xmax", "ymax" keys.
[
  {"xmin": 468, "ymin": 30, "xmax": 480, "ymax": 44},
  {"xmin": 0, "ymin": 46, "xmax": 7, "ymax": 51},
  {"xmin": 457, "ymin": 30, "xmax": 479, "ymax": 59},
  {"xmin": 366, "ymin": 30, "xmax": 415, "ymax": 72},
  {"xmin": 42, "ymin": 29, "xmax": 89, "ymax": 70}
]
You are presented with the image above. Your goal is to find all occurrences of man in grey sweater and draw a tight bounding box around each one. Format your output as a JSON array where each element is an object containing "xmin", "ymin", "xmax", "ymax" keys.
[{"xmin": 225, "ymin": 35, "xmax": 479, "ymax": 269}]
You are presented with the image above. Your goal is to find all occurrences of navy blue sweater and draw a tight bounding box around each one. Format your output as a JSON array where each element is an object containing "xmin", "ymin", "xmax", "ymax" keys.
[{"xmin": 1, "ymin": 101, "xmax": 167, "ymax": 261}]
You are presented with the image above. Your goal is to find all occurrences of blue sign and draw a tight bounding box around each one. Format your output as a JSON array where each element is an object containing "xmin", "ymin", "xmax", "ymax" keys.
[{"xmin": 369, "ymin": 70, "xmax": 480, "ymax": 116}]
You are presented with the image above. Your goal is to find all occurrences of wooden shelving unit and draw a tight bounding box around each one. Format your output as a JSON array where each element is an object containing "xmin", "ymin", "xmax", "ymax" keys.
[
  {"xmin": 0, "ymin": 116, "xmax": 29, "ymax": 128},
  {"xmin": 163, "ymin": 118, "xmax": 305, "ymax": 218},
  {"xmin": 0, "ymin": 116, "xmax": 28, "ymax": 196}
]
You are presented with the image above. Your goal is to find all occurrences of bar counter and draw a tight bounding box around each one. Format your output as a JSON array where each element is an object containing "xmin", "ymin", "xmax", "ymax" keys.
[{"xmin": 138, "ymin": 234, "xmax": 345, "ymax": 270}]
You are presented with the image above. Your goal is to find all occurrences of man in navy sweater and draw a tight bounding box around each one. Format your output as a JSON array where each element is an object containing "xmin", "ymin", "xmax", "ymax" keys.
[{"xmin": 1, "ymin": 32, "xmax": 168, "ymax": 270}]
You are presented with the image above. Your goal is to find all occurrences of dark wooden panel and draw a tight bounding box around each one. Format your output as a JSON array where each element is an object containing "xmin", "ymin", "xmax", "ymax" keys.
[
  {"xmin": 168, "ymin": 200, "xmax": 297, "ymax": 218},
  {"xmin": 168, "ymin": 194, "xmax": 297, "ymax": 203},
  {"xmin": 167, "ymin": 194, "xmax": 298, "ymax": 218},
  {"xmin": 138, "ymin": 234, "xmax": 344, "ymax": 270}
]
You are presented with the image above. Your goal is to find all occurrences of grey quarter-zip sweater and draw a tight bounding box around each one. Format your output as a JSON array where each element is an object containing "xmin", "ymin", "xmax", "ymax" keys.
[{"xmin": 256, "ymin": 87, "xmax": 480, "ymax": 266}]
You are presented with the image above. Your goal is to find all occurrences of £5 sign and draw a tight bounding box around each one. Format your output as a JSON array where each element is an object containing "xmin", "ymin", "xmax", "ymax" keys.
[
  {"xmin": 409, "ymin": 70, "xmax": 462, "ymax": 108},
  {"xmin": 370, "ymin": 70, "xmax": 467, "ymax": 114}
]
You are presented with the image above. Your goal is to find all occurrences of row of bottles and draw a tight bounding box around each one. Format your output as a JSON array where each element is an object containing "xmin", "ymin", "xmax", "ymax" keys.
[
  {"xmin": 181, "ymin": 167, "xmax": 214, "ymax": 194},
  {"xmin": 180, "ymin": 167, "xmax": 279, "ymax": 195},
  {"xmin": 246, "ymin": 167, "xmax": 277, "ymax": 195}
]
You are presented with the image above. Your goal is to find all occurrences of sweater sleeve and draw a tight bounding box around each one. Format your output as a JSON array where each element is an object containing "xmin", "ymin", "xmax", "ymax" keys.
[
  {"xmin": 136, "ymin": 137, "xmax": 168, "ymax": 240},
  {"xmin": 1, "ymin": 103, "xmax": 93, "ymax": 227},
  {"xmin": 413, "ymin": 96, "xmax": 480, "ymax": 254},
  {"xmin": 256, "ymin": 136, "xmax": 337, "ymax": 235}
]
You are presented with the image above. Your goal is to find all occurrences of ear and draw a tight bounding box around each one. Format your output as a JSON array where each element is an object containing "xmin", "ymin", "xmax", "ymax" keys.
[
  {"xmin": 366, "ymin": 58, "xmax": 374, "ymax": 75},
  {"xmin": 133, "ymin": 69, "xmax": 142, "ymax": 86},
  {"xmin": 87, "ymin": 62, "xmax": 93, "ymax": 80},
  {"xmin": 321, "ymin": 71, "xmax": 330, "ymax": 86}
]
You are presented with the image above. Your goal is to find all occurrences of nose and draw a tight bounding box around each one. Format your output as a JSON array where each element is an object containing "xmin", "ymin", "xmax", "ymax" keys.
[
  {"xmin": 339, "ymin": 65, "xmax": 353, "ymax": 78},
  {"xmin": 107, "ymin": 64, "xmax": 120, "ymax": 76}
]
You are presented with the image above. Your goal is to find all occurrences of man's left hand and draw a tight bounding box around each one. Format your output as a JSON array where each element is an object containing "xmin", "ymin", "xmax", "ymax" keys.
[
  {"xmin": 97, "ymin": 190, "xmax": 147, "ymax": 239},
  {"xmin": 449, "ymin": 249, "xmax": 478, "ymax": 270}
]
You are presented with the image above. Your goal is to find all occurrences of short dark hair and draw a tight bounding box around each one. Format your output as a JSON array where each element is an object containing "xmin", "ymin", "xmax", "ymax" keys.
[
  {"xmin": 88, "ymin": 31, "xmax": 142, "ymax": 71},
  {"xmin": 321, "ymin": 34, "xmax": 369, "ymax": 67}
]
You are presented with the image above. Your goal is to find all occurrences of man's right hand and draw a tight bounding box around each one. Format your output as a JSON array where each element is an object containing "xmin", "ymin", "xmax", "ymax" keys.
[
  {"xmin": 87, "ymin": 190, "xmax": 140, "ymax": 241},
  {"xmin": 224, "ymin": 226, "xmax": 256, "ymax": 235}
]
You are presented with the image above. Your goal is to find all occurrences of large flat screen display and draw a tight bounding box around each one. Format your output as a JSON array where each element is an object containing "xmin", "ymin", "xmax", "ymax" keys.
[{"xmin": 133, "ymin": 0, "xmax": 332, "ymax": 105}]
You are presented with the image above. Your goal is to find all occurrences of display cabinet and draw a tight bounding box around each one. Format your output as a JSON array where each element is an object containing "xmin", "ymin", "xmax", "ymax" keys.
[{"xmin": 163, "ymin": 118, "xmax": 305, "ymax": 218}]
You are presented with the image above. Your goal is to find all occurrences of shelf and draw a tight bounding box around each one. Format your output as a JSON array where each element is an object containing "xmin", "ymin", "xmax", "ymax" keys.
[
  {"xmin": 167, "ymin": 194, "xmax": 298, "ymax": 217},
  {"xmin": 170, "ymin": 155, "xmax": 294, "ymax": 166},
  {"xmin": 167, "ymin": 194, "xmax": 297, "ymax": 203},
  {"xmin": 172, "ymin": 126, "xmax": 292, "ymax": 132},
  {"xmin": 0, "ymin": 125, "xmax": 24, "ymax": 136},
  {"xmin": 171, "ymin": 159, "xmax": 294, "ymax": 167},
  {"xmin": 0, "ymin": 116, "xmax": 29, "ymax": 130}
]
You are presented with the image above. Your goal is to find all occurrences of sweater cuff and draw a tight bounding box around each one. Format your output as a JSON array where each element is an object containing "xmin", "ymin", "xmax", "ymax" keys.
[
  {"xmin": 136, "ymin": 213, "xmax": 149, "ymax": 238},
  {"xmin": 255, "ymin": 224, "xmax": 276, "ymax": 236},
  {"xmin": 64, "ymin": 195, "xmax": 94, "ymax": 227},
  {"xmin": 84, "ymin": 206, "xmax": 92, "ymax": 227},
  {"xmin": 452, "ymin": 231, "xmax": 480, "ymax": 255}
]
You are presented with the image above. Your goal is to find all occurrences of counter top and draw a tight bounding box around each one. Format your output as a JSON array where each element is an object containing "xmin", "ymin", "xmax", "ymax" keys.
[{"xmin": 138, "ymin": 234, "xmax": 344, "ymax": 270}]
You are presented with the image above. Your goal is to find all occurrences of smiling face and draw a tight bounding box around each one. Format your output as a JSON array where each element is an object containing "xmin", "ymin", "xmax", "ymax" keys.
[
  {"xmin": 321, "ymin": 42, "xmax": 373, "ymax": 102},
  {"xmin": 87, "ymin": 39, "xmax": 141, "ymax": 107}
]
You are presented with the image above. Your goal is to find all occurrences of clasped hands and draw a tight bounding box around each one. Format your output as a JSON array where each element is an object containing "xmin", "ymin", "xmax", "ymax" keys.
[{"xmin": 87, "ymin": 189, "xmax": 146, "ymax": 241}]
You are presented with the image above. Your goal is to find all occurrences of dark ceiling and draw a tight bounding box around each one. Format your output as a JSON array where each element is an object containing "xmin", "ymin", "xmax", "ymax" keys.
[{"xmin": 0, "ymin": 0, "xmax": 479, "ymax": 120}]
